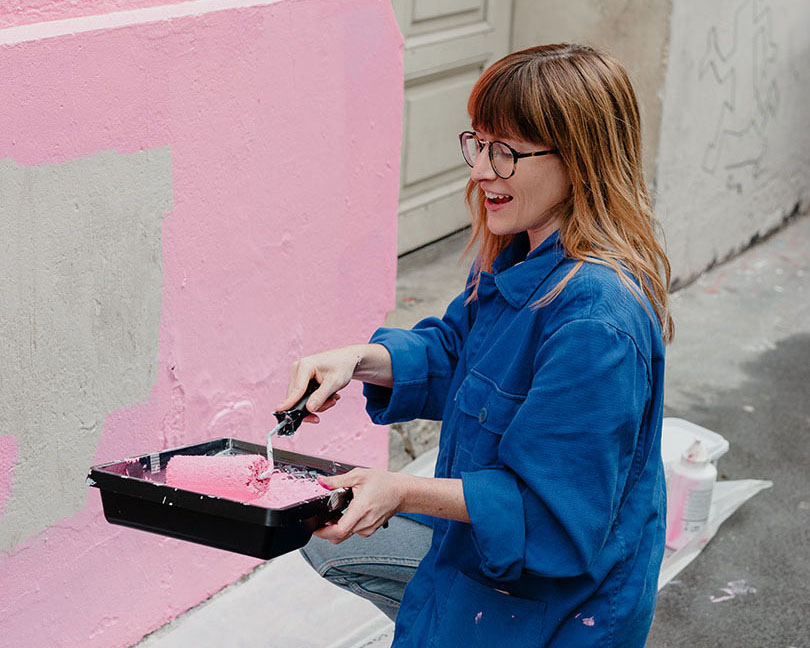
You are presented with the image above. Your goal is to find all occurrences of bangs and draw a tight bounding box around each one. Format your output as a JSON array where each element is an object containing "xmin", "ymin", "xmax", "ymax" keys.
[
  {"xmin": 468, "ymin": 61, "xmax": 555, "ymax": 146},
  {"xmin": 463, "ymin": 44, "xmax": 673, "ymax": 341}
]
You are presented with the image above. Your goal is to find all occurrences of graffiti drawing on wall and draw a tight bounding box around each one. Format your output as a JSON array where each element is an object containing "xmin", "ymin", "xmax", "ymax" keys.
[{"xmin": 700, "ymin": 0, "xmax": 779, "ymax": 192}]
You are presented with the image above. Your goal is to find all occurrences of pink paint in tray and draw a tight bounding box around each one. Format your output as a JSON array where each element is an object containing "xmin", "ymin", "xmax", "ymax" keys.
[
  {"xmin": 166, "ymin": 454, "xmax": 331, "ymax": 508},
  {"xmin": 87, "ymin": 438, "xmax": 355, "ymax": 559}
]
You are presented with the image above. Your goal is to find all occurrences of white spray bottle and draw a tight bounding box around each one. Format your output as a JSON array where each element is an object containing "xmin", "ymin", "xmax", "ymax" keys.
[{"xmin": 665, "ymin": 438, "xmax": 717, "ymax": 550}]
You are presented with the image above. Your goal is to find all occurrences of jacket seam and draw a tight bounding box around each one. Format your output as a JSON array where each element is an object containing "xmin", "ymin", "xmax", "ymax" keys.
[
  {"xmin": 543, "ymin": 317, "xmax": 653, "ymax": 389},
  {"xmin": 392, "ymin": 370, "xmax": 451, "ymax": 388},
  {"xmin": 467, "ymin": 368, "xmax": 527, "ymax": 400},
  {"xmin": 608, "ymin": 524, "xmax": 628, "ymax": 648}
]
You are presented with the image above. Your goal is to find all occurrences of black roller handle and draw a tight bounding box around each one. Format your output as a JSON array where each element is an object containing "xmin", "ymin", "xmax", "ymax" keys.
[
  {"xmin": 272, "ymin": 378, "xmax": 322, "ymax": 437},
  {"xmin": 274, "ymin": 379, "xmax": 388, "ymax": 530}
]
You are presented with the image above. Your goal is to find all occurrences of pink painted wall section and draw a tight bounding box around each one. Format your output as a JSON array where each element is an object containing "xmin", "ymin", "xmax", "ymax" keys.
[
  {"xmin": 0, "ymin": 435, "xmax": 18, "ymax": 515},
  {"xmin": 0, "ymin": 1, "xmax": 402, "ymax": 647},
  {"xmin": 0, "ymin": 0, "xmax": 188, "ymax": 28}
]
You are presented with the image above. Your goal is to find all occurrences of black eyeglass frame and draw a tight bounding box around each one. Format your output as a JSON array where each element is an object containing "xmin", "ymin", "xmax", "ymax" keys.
[{"xmin": 458, "ymin": 130, "xmax": 558, "ymax": 179}]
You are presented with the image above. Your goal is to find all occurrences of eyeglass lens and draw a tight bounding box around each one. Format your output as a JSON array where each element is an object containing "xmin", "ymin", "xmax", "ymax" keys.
[{"xmin": 460, "ymin": 133, "xmax": 514, "ymax": 178}]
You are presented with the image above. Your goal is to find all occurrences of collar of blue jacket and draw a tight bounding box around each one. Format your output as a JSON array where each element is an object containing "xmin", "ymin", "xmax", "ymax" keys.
[{"xmin": 487, "ymin": 230, "xmax": 567, "ymax": 309}]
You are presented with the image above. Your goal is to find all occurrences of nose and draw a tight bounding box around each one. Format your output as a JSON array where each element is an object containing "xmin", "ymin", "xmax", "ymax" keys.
[{"xmin": 470, "ymin": 144, "xmax": 497, "ymax": 183}]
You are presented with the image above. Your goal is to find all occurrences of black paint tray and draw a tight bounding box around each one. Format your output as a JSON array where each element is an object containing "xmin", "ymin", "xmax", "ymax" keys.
[{"xmin": 86, "ymin": 437, "xmax": 355, "ymax": 559}]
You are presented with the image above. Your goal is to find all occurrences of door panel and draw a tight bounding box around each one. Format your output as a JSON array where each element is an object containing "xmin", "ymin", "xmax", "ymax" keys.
[
  {"xmin": 413, "ymin": 0, "xmax": 482, "ymax": 24},
  {"xmin": 403, "ymin": 69, "xmax": 480, "ymax": 186},
  {"xmin": 393, "ymin": 0, "xmax": 512, "ymax": 255}
]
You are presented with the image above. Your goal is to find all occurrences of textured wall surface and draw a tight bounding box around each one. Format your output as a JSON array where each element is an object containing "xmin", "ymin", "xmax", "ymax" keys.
[
  {"xmin": 656, "ymin": 0, "xmax": 810, "ymax": 284},
  {"xmin": 510, "ymin": 0, "xmax": 673, "ymax": 182},
  {"xmin": 0, "ymin": 149, "xmax": 170, "ymax": 550},
  {"xmin": 0, "ymin": 0, "xmax": 180, "ymax": 27},
  {"xmin": 511, "ymin": 0, "xmax": 810, "ymax": 285},
  {"xmin": 0, "ymin": 1, "xmax": 402, "ymax": 646}
]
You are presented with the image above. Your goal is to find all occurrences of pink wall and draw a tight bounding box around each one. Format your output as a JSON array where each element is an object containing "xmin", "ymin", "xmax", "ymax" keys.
[
  {"xmin": 0, "ymin": 0, "xmax": 182, "ymax": 28},
  {"xmin": 0, "ymin": 1, "xmax": 402, "ymax": 646}
]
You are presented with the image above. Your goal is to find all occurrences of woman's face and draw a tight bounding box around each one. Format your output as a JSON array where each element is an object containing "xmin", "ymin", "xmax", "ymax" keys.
[{"xmin": 470, "ymin": 129, "xmax": 571, "ymax": 251}]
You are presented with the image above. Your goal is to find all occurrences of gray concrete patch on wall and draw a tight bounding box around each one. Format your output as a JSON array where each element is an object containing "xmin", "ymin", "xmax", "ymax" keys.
[
  {"xmin": 656, "ymin": 0, "xmax": 810, "ymax": 285},
  {"xmin": 0, "ymin": 147, "xmax": 171, "ymax": 551}
]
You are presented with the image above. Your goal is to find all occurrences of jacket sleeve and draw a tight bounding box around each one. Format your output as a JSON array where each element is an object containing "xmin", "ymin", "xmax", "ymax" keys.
[
  {"xmin": 363, "ymin": 281, "xmax": 476, "ymax": 423},
  {"xmin": 460, "ymin": 319, "xmax": 652, "ymax": 580}
]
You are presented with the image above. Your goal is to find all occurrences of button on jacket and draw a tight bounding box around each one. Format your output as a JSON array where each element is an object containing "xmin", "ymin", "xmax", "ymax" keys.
[{"xmin": 364, "ymin": 231, "xmax": 666, "ymax": 648}]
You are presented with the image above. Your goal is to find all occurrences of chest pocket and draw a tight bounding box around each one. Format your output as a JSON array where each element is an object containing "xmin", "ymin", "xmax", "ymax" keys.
[{"xmin": 455, "ymin": 371, "xmax": 525, "ymax": 470}]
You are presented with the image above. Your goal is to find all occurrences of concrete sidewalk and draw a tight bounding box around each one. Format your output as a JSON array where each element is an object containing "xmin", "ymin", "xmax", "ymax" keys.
[{"xmin": 137, "ymin": 212, "xmax": 810, "ymax": 648}]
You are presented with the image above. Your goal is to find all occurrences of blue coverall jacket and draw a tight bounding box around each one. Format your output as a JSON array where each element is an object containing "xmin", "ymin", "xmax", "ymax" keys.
[{"xmin": 363, "ymin": 230, "xmax": 667, "ymax": 647}]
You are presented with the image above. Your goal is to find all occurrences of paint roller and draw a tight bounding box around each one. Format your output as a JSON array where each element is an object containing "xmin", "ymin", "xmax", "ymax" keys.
[
  {"xmin": 166, "ymin": 454, "xmax": 270, "ymax": 502},
  {"xmin": 165, "ymin": 379, "xmax": 344, "ymax": 504}
]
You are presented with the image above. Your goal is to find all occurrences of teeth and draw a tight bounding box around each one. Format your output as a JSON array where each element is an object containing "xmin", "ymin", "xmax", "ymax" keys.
[{"xmin": 484, "ymin": 191, "xmax": 511, "ymax": 200}]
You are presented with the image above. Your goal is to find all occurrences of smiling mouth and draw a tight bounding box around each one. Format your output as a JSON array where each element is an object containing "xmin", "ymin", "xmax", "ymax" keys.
[{"xmin": 484, "ymin": 191, "xmax": 513, "ymax": 206}]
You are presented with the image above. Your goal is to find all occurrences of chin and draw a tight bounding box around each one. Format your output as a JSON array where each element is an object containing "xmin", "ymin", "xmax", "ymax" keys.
[{"xmin": 485, "ymin": 214, "xmax": 518, "ymax": 237}]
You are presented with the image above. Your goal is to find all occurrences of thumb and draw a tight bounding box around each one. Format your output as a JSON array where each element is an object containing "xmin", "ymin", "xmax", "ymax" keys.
[{"xmin": 318, "ymin": 470, "xmax": 359, "ymax": 491}]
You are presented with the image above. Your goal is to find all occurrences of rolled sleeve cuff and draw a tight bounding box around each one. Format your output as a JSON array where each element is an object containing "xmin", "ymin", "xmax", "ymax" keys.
[
  {"xmin": 363, "ymin": 329, "xmax": 429, "ymax": 424},
  {"xmin": 462, "ymin": 468, "xmax": 526, "ymax": 581}
]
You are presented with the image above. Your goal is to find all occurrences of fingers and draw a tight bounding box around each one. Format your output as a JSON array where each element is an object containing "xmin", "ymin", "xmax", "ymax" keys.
[
  {"xmin": 277, "ymin": 354, "xmax": 348, "ymax": 413},
  {"xmin": 315, "ymin": 502, "xmax": 363, "ymax": 543},
  {"xmin": 306, "ymin": 386, "xmax": 341, "ymax": 414},
  {"xmin": 312, "ymin": 393, "xmax": 340, "ymax": 411},
  {"xmin": 277, "ymin": 360, "xmax": 315, "ymax": 411},
  {"xmin": 313, "ymin": 511, "xmax": 387, "ymax": 543},
  {"xmin": 301, "ymin": 391, "xmax": 340, "ymax": 424},
  {"xmin": 318, "ymin": 468, "xmax": 362, "ymax": 491},
  {"xmin": 313, "ymin": 470, "xmax": 381, "ymax": 543},
  {"xmin": 354, "ymin": 520, "xmax": 386, "ymax": 538}
]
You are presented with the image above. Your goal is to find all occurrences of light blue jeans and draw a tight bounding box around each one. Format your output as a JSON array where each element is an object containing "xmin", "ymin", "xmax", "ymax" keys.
[{"xmin": 300, "ymin": 515, "xmax": 432, "ymax": 621}]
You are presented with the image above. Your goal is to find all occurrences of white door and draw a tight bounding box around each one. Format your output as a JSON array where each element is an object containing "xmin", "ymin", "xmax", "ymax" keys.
[{"xmin": 392, "ymin": 0, "xmax": 513, "ymax": 255}]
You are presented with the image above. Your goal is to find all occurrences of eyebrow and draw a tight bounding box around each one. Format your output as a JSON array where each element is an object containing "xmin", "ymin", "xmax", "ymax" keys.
[
  {"xmin": 474, "ymin": 130, "xmax": 515, "ymax": 145},
  {"xmin": 473, "ymin": 130, "xmax": 502, "ymax": 144},
  {"xmin": 475, "ymin": 130, "xmax": 551, "ymax": 152}
]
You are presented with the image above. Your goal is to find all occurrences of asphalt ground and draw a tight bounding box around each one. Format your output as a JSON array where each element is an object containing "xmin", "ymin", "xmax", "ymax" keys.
[{"xmin": 647, "ymin": 213, "xmax": 810, "ymax": 648}]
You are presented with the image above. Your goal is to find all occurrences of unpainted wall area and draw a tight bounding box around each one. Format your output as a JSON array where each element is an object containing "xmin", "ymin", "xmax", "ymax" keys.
[
  {"xmin": 510, "ymin": 0, "xmax": 673, "ymax": 181},
  {"xmin": 656, "ymin": 0, "xmax": 810, "ymax": 285},
  {"xmin": 0, "ymin": 150, "xmax": 170, "ymax": 551}
]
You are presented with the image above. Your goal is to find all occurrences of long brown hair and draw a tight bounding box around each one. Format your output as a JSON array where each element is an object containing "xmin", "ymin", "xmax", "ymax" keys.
[{"xmin": 464, "ymin": 44, "xmax": 674, "ymax": 342}]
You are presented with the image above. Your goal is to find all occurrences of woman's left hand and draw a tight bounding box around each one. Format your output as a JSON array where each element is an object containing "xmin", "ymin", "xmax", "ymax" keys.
[{"xmin": 315, "ymin": 468, "xmax": 407, "ymax": 543}]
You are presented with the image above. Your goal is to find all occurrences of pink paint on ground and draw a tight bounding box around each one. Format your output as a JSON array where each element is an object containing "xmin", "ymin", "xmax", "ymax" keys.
[
  {"xmin": 165, "ymin": 454, "xmax": 331, "ymax": 507},
  {"xmin": 0, "ymin": 435, "xmax": 19, "ymax": 516},
  {"xmin": 0, "ymin": 2, "xmax": 402, "ymax": 646},
  {"xmin": 709, "ymin": 580, "xmax": 757, "ymax": 603}
]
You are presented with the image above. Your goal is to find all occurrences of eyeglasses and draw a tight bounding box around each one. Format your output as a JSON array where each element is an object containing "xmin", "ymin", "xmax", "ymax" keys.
[{"xmin": 459, "ymin": 131, "xmax": 558, "ymax": 179}]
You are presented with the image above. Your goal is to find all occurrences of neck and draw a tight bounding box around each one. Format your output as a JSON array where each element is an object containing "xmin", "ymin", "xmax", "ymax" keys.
[{"xmin": 527, "ymin": 218, "xmax": 561, "ymax": 252}]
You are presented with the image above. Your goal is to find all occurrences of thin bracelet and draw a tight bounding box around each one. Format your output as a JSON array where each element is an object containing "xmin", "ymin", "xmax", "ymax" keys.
[{"xmin": 351, "ymin": 353, "xmax": 362, "ymax": 379}]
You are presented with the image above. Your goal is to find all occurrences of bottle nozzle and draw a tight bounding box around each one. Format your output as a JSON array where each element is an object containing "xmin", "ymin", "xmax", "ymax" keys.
[{"xmin": 682, "ymin": 438, "xmax": 709, "ymax": 465}]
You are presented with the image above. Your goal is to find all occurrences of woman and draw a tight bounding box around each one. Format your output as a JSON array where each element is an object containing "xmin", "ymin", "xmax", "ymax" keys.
[{"xmin": 283, "ymin": 43, "xmax": 673, "ymax": 647}]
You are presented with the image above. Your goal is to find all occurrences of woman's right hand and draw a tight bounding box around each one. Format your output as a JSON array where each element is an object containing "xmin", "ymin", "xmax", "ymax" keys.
[{"xmin": 277, "ymin": 344, "xmax": 393, "ymax": 423}]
